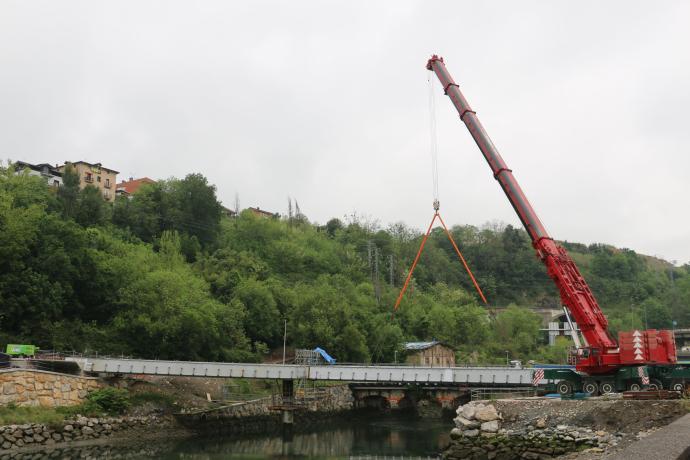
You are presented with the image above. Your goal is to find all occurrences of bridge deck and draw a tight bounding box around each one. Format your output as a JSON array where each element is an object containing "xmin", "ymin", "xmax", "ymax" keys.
[{"xmin": 66, "ymin": 357, "xmax": 534, "ymax": 385}]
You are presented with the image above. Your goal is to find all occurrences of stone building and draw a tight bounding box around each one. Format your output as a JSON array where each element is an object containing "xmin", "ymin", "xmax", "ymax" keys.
[
  {"xmin": 404, "ymin": 341, "xmax": 456, "ymax": 367},
  {"xmin": 59, "ymin": 161, "xmax": 119, "ymax": 202}
]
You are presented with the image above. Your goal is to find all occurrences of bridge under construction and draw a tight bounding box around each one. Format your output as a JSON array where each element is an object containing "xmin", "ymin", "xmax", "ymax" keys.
[{"xmin": 66, "ymin": 357, "xmax": 535, "ymax": 386}]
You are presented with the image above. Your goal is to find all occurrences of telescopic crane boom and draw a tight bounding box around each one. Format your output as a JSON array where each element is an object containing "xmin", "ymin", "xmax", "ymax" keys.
[{"xmin": 426, "ymin": 55, "xmax": 676, "ymax": 375}]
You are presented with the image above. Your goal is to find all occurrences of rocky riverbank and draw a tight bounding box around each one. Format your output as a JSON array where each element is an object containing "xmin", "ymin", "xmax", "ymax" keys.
[
  {"xmin": 445, "ymin": 401, "xmax": 616, "ymax": 460},
  {"xmin": 0, "ymin": 415, "xmax": 173, "ymax": 453},
  {"xmin": 444, "ymin": 398, "xmax": 689, "ymax": 460}
]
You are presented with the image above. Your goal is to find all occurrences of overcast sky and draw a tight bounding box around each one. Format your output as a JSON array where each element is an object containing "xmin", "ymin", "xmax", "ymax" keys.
[{"xmin": 1, "ymin": 1, "xmax": 689, "ymax": 264}]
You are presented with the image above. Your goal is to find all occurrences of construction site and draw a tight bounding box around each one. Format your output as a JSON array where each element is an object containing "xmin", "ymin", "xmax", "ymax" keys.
[{"xmin": 2, "ymin": 2, "xmax": 690, "ymax": 459}]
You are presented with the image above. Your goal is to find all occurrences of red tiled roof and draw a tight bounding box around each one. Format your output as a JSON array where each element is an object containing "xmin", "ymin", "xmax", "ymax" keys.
[
  {"xmin": 248, "ymin": 207, "xmax": 276, "ymax": 218},
  {"xmin": 116, "ymin": 177, "xmax": 156, "ymax": 195}
]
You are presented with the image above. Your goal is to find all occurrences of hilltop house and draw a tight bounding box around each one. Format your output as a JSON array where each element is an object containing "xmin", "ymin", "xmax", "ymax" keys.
[
  {"xmin": 116, "ymin": 177, "xmax": 156, "ymax": 198},
  {"xmin": 248, "ymin": 207, "xmax": 278, "ymax": 219},
  {"xmin": 13, "ymin": 161, "xmax": 63, "ymax": 188},
  {"xmin": 59, "ymin": 161, "xmax": 119, "ymax": 202}
]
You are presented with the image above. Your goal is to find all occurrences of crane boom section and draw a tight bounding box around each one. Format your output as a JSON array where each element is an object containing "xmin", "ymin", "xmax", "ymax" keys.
[{"xmin": 426, "ymin": 55, "xmax": 618, "ymax": 353}]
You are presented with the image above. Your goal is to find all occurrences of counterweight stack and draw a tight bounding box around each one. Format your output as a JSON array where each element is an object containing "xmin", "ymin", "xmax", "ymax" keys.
[{"xmin": 426, "ymin": 55, "xmax": 676, "ymax": 375}]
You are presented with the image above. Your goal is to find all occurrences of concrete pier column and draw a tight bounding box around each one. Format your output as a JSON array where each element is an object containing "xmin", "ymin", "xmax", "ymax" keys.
[
  {"xmin": 282, "ymin": 409, "xmax": 294, "ymax": 424},
  {"xmin": 281, "ymin": 379, "xmax": 294, "ymax": 425}
]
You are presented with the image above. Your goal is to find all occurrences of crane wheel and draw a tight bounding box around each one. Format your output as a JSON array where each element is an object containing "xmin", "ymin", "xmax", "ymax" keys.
[
  {"xmin": 600, "ymin": 382, "xmax": 615, "ymax": 394},
  {"xmin": 557, "ymin": 381, "xmax": 573, "ymax": 396},
  {"xmin": 628, "ymin": 382, "xmax": 642, "ymax": 392},
  {"xmin": 647, "ymin": 379, "xmax": 663, "ymax": 390},
  {"xmin": 671, "ymin": 382, "xmax": 685, "ymax": 392},
  {"xmin": 583, "ymin": 382, "xmax": 599, "ymax": 395}
]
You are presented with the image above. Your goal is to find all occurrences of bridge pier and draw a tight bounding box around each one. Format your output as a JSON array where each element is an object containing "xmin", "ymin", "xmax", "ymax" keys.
[
  {"xmin": 281, "ymin": 379, "xmax": 294, "ymax": 425},
  {"xmin": 350, "ymin": 384, "xmax": 472, "ymax": 414}
]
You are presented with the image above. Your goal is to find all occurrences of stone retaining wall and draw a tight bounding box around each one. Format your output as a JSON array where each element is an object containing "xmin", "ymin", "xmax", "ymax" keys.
[
  {"xmin": 0, "ymin": 415, "xmax": 170, "ymax": 452},
  {"xmin": 444, "ymin": 401, "xmax": 616, "ymax": 460},
  {"xmin": 0, "ymin": 370, "xmax": 101, "ymax": 408},
  {"xmin": 178, "ymin": 384, "xmax": 354, "ymax": 432}
]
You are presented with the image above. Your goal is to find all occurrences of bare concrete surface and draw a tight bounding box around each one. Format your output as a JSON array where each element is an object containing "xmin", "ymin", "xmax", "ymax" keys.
[{"xmin": 605, "ymin": 413, "xmax": 690, "ymax": 460}]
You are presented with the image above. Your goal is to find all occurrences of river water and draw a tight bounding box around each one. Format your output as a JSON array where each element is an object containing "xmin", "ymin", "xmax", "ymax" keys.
[{"xmin": 12, "ymin": 415, "xmax": 452, "ymax": 459}]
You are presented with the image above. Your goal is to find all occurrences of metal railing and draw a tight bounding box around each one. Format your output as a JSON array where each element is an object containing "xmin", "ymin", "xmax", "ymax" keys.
[{"xmin": 470, "ymin": 387, "xmax": 537, "ymax": 401}]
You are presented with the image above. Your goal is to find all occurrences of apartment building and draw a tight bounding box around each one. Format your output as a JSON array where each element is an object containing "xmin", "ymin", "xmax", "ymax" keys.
[{"xmin": 59, "ymin": 161, "xmax": 119, "ymax": 202}]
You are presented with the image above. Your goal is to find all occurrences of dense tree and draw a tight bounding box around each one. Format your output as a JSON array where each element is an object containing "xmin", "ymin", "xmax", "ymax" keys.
[
  {"xmin": 112, "ymin": 173, "xmax": 221, "ymax": 249},
  {"xmin": 75, "ymin": 185, "xmax": 107, "ymax": 227},
  {"xmin": 0, "ymin": 162, "xmax": 687, "ymax": 365},
  {"xmin": 56, "ymin": 165, "xmax": 80, "ymax": 219},
  {"xmin": 232, "ymin": 278, "xmax": 281, "ymax": 347}
]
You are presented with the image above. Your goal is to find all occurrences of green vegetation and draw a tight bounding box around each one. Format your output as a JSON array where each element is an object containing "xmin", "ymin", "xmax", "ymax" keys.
[
  {"xmin": 85, "ymin": 387, "xmax": 130, "ymax": 415},
  {"xmin": 0, "ymin": 405, "xmax": 70, "ymax": 426},
  {"xmin": 1, "ymin": 162, "xmax": 688, "ymax": 365},
  {"xmin": 0, "ymin": 388, "xmax": 174, "ymax": 424}
]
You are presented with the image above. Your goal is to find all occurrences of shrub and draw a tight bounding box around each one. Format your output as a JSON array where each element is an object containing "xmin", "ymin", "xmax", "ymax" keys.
[{"xmin": 86, "ymin": 387, "xmax": 130, "ymax": 415}]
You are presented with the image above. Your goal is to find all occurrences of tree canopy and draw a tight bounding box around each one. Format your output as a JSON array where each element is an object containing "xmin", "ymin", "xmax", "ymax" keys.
[{"xmin": 1, "ymin": 162, "xmax": 688, "ymax": 364}]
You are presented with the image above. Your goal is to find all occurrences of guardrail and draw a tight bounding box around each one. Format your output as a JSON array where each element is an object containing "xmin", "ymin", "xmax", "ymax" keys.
[{"xmin": 470, "ymin": 387, "xmax": 537, "ymax": 401}]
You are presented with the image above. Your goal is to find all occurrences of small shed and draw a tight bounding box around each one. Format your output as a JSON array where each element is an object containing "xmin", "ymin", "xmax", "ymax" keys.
[{"xmin": 404, "ymin": 341, "xmax": 455, "ymax": 367}]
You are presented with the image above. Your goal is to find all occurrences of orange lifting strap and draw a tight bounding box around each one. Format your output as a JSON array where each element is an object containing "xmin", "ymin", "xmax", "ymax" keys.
[{"xmin": 393, "ymin": 209, "xmax": 488, "ymax": 311}]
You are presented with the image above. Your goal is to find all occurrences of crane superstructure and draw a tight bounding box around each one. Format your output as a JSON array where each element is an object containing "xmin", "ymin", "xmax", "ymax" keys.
[{"xmin": 426, "ymin": 55, "xmax": 677, "ymax": 380}]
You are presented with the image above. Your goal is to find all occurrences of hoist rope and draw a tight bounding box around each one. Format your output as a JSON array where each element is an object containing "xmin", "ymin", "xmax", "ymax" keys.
[
  {"xmin": 428, "ymin": 74, "xmax": 440, "ymax": 201},
  {"xmin": 391, "ymin": 72, "xmax": 489, "ymax": 312}
]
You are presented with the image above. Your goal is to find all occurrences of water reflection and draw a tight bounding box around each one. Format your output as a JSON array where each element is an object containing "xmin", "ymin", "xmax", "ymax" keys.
[{"xmin": 0, "ymin": 416, "xmax": 451, "ymax": 459}]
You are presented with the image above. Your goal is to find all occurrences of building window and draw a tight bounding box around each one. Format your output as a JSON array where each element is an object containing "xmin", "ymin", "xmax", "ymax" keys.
[
  {"xmin": 105, "ymin": 178, "xmax": 110, "ymax": 188},
  {"xmin": 85, "ymin": 173, "xmax": 93, "ymax": 183},
  {"xmin": 97, "ymin": 176, "xmax": 101, "ymax": 182},
  {"xmin": 53, "ymin": 180, "xmax": 60, "ymax": 187}
]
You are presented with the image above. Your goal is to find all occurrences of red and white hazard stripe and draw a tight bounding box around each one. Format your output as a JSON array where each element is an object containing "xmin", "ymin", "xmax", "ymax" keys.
[
  {"xmin": 637, "ymin": 366, "xmax": 650, "ymax": 385},
  {"xmin": 532, "ymin": 368, "xmax": 545, "ymax": 386}
]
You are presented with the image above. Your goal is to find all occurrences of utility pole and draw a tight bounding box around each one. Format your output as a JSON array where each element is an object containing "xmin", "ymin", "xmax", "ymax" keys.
[
  {"xmin": 287, "ymin": 197, "xmax": 293, "ymax": 228},
  {"xmin": 374, "ymin": 246, "xmax": 380, "ymax": 303},
  {"xmin": 234, "ymin": 193, "xmax": 240, "ymax": 227}
]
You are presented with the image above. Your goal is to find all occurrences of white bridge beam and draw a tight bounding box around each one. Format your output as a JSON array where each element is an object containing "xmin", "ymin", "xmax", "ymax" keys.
[{"xmin": 67, "ymin": 358, "xmax": 534, "ymax": 385}]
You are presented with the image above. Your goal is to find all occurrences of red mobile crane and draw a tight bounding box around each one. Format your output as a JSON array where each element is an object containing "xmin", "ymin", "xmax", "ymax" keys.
[{"xmin": 426, "ymin": 55, "xmax": 681, "ymax": 394}]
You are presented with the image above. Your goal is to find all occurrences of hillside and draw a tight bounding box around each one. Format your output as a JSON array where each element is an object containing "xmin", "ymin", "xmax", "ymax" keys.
[{"xmin": 1, "ymin": 163, "xmax": 688, "ymax": 365}]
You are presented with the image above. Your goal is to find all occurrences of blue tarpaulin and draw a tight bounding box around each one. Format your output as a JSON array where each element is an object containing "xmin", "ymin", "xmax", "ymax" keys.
[{"xmin": 313, "ymin": 347, "xmax": 336, "ymax": 364}]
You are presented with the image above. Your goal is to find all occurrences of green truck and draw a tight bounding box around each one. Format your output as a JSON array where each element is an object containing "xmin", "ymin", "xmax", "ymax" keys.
[
  {"xmin": 537, "ymin": 364, "xmax": 690, "ymax": 395},
  {"xmin": 539, "ymin": 366, "xmax": 651, "ymax": 395},
  {"xmin": 5, "ymin": 344, "xmax": 38, "ymax": 357}
]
